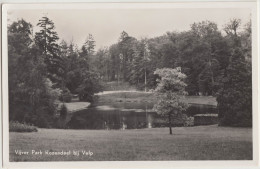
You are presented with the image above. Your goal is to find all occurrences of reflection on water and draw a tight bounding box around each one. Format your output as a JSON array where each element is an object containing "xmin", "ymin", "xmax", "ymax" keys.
[{"xmin": 67, "ymin": 101, "xmax": 217, "ymax": 129}]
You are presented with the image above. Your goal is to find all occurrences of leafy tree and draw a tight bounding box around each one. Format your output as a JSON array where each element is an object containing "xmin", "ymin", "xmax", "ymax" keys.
[
  {"xmin": 240, "ymin": 20, "xmax": 252, "ymax": 63},
  {"xmin": 153, "ymin": 68, "xmax": 189, "ymax": 134},
  {"xmin": 223, "ymin": 18, "xmax": 242, "ymax": 47}
]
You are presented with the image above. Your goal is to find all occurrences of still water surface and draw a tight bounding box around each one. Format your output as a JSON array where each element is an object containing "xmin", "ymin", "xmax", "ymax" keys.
[{"xmin": 67, "ymin": 101, "xmax": 217, "ymax": 129}]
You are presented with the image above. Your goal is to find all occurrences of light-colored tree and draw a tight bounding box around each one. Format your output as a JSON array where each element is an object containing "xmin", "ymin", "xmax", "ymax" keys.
[{"xmin": 153, "ymin": 67, "xmax": 189, "ymax": 134}]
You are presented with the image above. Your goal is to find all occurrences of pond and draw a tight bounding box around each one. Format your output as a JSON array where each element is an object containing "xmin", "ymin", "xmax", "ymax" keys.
[{"xmin": 67, "ymin": 101, "xmax": 217, "ymax": 129}]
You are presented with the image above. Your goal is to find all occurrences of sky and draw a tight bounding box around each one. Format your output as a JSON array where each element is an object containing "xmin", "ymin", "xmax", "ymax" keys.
[{"xmin": 8, "ymin": 8, "xmax": 251, "ymax": 50}]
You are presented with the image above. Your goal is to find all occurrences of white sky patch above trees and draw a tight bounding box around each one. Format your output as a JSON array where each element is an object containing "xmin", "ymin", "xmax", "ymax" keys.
[{"xmin": 8, "ymin": 8, "xmax": 251, "ymax": 50}]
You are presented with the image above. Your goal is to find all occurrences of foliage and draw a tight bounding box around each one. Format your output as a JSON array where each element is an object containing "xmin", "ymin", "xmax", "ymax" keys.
[
  {"xmin": 8, "ymin": 17, "xmax": 252, "ymax": 128},
  {"xmin": 60, "ymin": 36, "xmax": 104, "ymax": 100},
  {"xmin": 183, "ymin": 115, "xmax": 194, "ymax": 127},
  {"xmin": 153, "ymin": 68, "xmax": 189, "ymax": 134},
  {"xmin": 216, "ymin": 19, "xmax": 252, "ymax": 127},
  {"xmin": 59, "ymin": 88, "xmax": 72, "ymax": 103},
  {"xmin": 60, "ymin": 104, "xmax": 68, "ymax": 119},
  {"xmin": 76, "ymin": 71, "xmax": 104, "ymax": 102},
  {"xmin": 84, "ymin": 34, "xmax": 96, "ymax": 56},
  {"xmin": 35, "ymin": 16, "xmax": 63, "ymax": 86},
  {"xmin": 8, "ymin": 19, "xmax": 60, "ymax": 128},
  {"xmin": 9, "ymin": 121, "xmax": 38, "ymax": 132},
  {"xmin": 217, "ymin": 48, "xmax": 252, "ymax": 127}
]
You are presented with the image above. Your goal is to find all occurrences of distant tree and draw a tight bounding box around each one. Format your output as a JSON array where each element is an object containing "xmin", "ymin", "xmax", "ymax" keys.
[
  {"xmin": 128, "ymin": 39, "xmax": 152, "ymax": 90},
  {"xmin": 59, "ymin": 41, "xmax": 78, "ymax": 93},
  {"xmin": 108, "ymin": 43, "xmax": 121, "ymax": 81},
  {"xmin": 153, "ymin": 68, "xmax": 189, "ymax": 134},
  {"xmin": 129, "ymin": 41, "xmax": 146, "ymax": 87},
  {"xmin": 224, "ymin": 18, "xmax": 241, "ymax": 37},
  {"xmin": 84, "ymin": 34, "xmax": 96, "ymax": 56},
  {"xmin": 190, "ymin": 21, "xmax": 223, "ymax": 95},
  {"xmin": 118, "ymin": 31, "xmax": 137, "ymax": 81},
  {"xmin": 240, "ymin": 20, "xmax": 252, "ymax": 63},
  {"xmin": 223, "ymin": 18, "xmax": 242, "ymax": 47},
  {"xmin": 79, "ymin": 45, "xmax": 90, "ymax": 70},
  {"xmin": 94, "ymin": 47, "xmax": 110, "ymax": 81}
]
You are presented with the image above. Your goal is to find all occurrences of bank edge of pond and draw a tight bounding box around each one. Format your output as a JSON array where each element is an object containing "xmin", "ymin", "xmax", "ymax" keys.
[
  {"xmin": 58, "ymin": 102, "xmax": 91, "ymax": 114},
  {"xmin": 96, "ymin": 91, "xmax": 217, "ymax": 106},
  {"xmin": 61, "ymin": 92, "xmax": 217, "ymax": 114},
  {"xmin": 57, "ymin": 92, "xmax": 217, "ymax": 129}
]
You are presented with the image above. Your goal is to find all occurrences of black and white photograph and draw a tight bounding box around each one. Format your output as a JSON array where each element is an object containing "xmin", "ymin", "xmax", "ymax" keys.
[{"xmin": 1, "ymin": 1, "xmax": 259, "ymax": 168}]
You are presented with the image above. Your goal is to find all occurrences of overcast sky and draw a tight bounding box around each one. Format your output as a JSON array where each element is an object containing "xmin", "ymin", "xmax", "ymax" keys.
[{"xmin": 8, "ymin": 8, "xmax": 251, "ymax": 49}]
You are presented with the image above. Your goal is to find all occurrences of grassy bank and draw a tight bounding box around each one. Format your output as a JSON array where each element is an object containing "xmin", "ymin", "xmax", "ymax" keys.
[
  {"xmin": 62, "ymin": 102, "xmax": 90, "ymax": 113},
  {"xmin": 10, "ymin": 125, "xmax": 252, "ymax": 161},
  {"xmin": 96, "ymin": 91, "xmax": 217, "ymax": 106}
]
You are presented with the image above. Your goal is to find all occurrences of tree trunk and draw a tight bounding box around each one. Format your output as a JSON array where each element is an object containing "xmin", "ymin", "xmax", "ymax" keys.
[{"xmin": 168, "ymin": 113, "xmax": 172, "ymax": 135}]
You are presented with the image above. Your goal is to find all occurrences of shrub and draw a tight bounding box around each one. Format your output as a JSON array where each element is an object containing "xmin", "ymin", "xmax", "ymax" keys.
[
  {"xmin": 194, "ymin": 114, "xmax": 218, "ymax": 126},
  {"xmin": 9, "ymin": 121, "xmax": 38, "ymax": 132},
  {"xmin": 76, "ymin": 71, "xmax": 104, "ymax": 102},
  {"xmin": 9, "ymin": 78, "xmax": 60, "ymax": 128},
  {"xmin": 59, "ymin": 88, "xmax": 72, "ymax": 103},
  {"xmin": 183, "ymin": 116, "xmax": 194, "ymax": 127},
  {"xmin": 60, "ymin": 104, "xmax": 68, "ymax": 119}
]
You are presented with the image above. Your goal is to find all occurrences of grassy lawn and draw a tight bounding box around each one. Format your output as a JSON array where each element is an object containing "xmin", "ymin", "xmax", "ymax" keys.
[{"xmin": 9, "ymin": 125, "xmax": 252, "ymax": 161}]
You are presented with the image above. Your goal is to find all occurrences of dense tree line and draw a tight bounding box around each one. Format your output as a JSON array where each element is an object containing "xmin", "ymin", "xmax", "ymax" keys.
[
  {"xmin": 92, "ymin": 19, "xmax": 252, "ymax": 126},
  {"xmin": 96, "ymin": 20, "xmax": 251, "ymax": 96},
  {"xmin": 8, "ymin": 17, "xmax": 103, "ymax": 127},
  {"xmin": 8, "ymin": 16, "xmax": 252, "ymax": 127}
]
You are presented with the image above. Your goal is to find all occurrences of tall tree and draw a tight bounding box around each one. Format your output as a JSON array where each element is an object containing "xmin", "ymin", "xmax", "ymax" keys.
[
  {"xmin": 94, "ymin": 47, "xmax": 110, "ymax": 81},
  {"xmin": 118, "ymin": 31, "xmax": 137, "ymax": 81},
  {"xmin": 35, "ymin": 16, "xmax": 62, "ymax": 85},
  {"xmin": 108, "ymin": 43, "xmax": 121, "ymax": 81},
  {"xmin": 217, "ymin": 48, "xmax": 252, "ymax": 126},
  {"xmin": 190, "ymin": 21, "xmax": 222, "ymax": 95}
]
